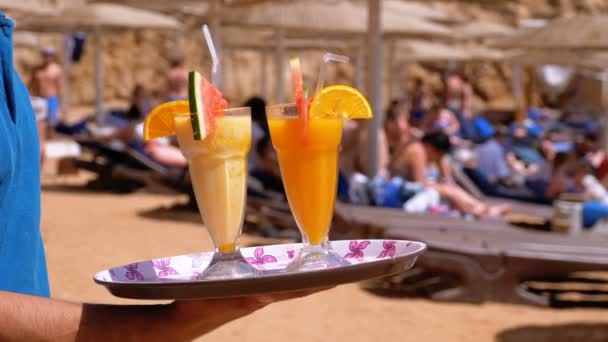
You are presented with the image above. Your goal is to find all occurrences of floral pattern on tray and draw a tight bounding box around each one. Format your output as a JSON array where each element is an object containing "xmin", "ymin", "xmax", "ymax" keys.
[{"xmin": 95, "ymin": 240, "xmax": 420, "ymax": 283}]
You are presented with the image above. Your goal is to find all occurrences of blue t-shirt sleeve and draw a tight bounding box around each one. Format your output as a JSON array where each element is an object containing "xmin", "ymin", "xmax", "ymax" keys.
[{"xmin": 0, "ymin": 12, "xmax": 50, "ymax": 297}]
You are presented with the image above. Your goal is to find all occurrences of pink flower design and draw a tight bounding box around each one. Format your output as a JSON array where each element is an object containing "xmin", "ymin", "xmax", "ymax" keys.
[
  {"xmin": 287, "ymin": 250, "xmax": 295, "ymax": 259},
  {"xmin": 246, "ymin": 248, "xmax": 278, "ymax": 265},
  {"xmin": 344, "ymin": 240, "xmax": 371, "ymax": 259},
  {"xmin": 152, "ymin": 258, "xmax": 178, "ymax": 278},
  {"xmin": 124, "ymin": 263, "xmax": 144, "ymax": 281},
  {"xmin": 377, "ymin": 240, "xmax": 396, "ymax": 258}
]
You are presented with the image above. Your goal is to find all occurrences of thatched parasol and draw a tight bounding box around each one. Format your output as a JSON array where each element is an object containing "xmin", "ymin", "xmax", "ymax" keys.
[
  {"xmin": 507, "ymin": 49, "xmax": 608, "ymax": 70},
  {"xmin": 493, "ymin": 15, "xmax": 608, "ymax": 49},
  {"xmin": 19, "ymin": 3, "xmax": 179, "ymax": 122},
  {"xmin": 0, "ymin": 0, "xmax": 56, "ymax": 15},
  {"xmin": 455, "ymin": 21, "xmax": 515, "ymax": 40},
  {"xmin": 394, "ymin": 40, "xmax": 469, "ymax": 62},
  {"xmin": 221, "ymin": 1, "xmax": 453, "ymax": 38}
]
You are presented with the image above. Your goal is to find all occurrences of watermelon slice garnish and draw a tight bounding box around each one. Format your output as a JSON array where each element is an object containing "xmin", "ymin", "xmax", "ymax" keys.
[
  {"xmin": 289, "ymin": 57, "xmax": 308, "ymax": 132},
  {"xmin": 188, "ymin": 71, "xmax": 228, "ymax": 140}
]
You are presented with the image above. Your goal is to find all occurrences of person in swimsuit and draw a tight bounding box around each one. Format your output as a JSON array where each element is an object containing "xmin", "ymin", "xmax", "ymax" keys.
[
  {"xmin": 164, "ymin": 57, "xmax": 188, "ymax": 101},
  {"xmin": 391, "ymin": 130, "xmax": 510, "ymax": 218},
  {"xmin": 29, "ymin": 47, "xmax": 63, "ymax": 133},
  {"xmin": 384, "ymin": 99, "xmax": 411, "ymax": 155},
  {"xmin": 388, "ymin": 108, "xmax": 427, "ymax": 183}
]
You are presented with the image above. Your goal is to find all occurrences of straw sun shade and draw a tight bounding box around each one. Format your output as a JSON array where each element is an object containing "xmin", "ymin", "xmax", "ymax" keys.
[
  {"xmin": 221, "ymin": 27, "xmax": 351, "ymax": 51},
  {"xmin": 393, "ymin": 40, "xmax": 505, "ymax": 63},
  {"xmin": 19, "ymin": 3, "xmax": 179, "ymax": 32},
  {"xmin": 455, "ymin": 21, "xmax": 515, "ymax": 40},
  {"xmin": 465, "ymin": 44, "xmax": 505, "ymax": 61},
  {"xmin": 0, "ymin": 0, "xmax": 56, "ymax": 15},
  {"xmin": 494, "ymin": 15, "xmax": 608, "ymax": 49},
  {"xmin": 222, "ymin": 0, "xmax": 453, "ymax": 38},
  {"xmin": 370, "ymin": 0, "xmax": 464, "ymax": 24},
  {"xmin": 18, "ymin": 3, "xmax": 179, "ymax": 124},
  {"xmin": 507, "ymin": 49, "xmax": 608, "ymax": 70},
  {"xmin": 394, "ymin": 40, "xmax": 469, "ymax": 62}
]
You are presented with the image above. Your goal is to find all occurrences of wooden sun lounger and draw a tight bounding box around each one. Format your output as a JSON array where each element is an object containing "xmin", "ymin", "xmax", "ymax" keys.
[
  {"xmin": 71, "ymin": 140, "xmax": 188, "ymax": 193},
  {"xmin": 334, "ymin": 202, "xmax": 608, "ymax": 306},
  {"xmin": 450, "ymin": 161, "xmax": 554, "ymax": 222}
]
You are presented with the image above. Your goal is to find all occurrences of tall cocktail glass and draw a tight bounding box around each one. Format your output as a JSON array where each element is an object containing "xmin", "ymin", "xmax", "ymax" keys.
[
  {"xmin": 174, "ymin": 107, "xmax": 257, "ymax": 279},
  {"xmin": 266, "ymin": 103, "xmax": 350, "ymax": 271}
]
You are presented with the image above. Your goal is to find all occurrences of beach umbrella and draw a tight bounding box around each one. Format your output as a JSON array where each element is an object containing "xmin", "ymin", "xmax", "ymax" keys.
[
  {"xmin": 91, "ymin": 0, "xmax": 267, "ymax": 8},
  {"xmin": 465, "ymin": 44, "xmax": 505, "ymax": 61},
  {"xmin": 506, "ymin": 49, "xmax": 608, "ymax": 120},
  {"xmin": 507, "ymin": 49, "xmax": 608, "ymax": 70},
  {"xmin": 394, "ymin": 40, "xmax": 470, "ymax": 62},
  {"xmin": 379, "ymin": 0, "xmax": 464, "ymax": 24},
  {"xmin": 221, "ymin": 26, "xmax": 351, "ymax": 51},
  {"xmin": 493, "ymin": 16, "xmax": 608, "ymax": 144},
  {"xmin": 20, "ymin": 3, "xmax": 179, "ymax": 123},
  {"xmin": 0, "ymin": 0, "xmax": 56, "ymax": 15},
  {"xmin": 493, "ymin": 15, "xmax": 608, "ymax": 49},
  {"xmin": 221, "ymin": 1, "xmax": 453, "ymax": 38},
  {"xmin": 455, "ymin": 21, "xmax": 515, "ymax": 40},
  {"xmin": 21, "ymin": 3, "xmax": 178, "ymax": 31}
]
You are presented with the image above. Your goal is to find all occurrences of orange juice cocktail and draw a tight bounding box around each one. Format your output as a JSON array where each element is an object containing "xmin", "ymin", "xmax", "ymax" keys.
[
  {"xmin": 267, "ymin": 103, "xmax": 349, "ymax": 270},
  {"xmin": 268, "ymin": 115, "xmax": 342, "ymax": 244}
]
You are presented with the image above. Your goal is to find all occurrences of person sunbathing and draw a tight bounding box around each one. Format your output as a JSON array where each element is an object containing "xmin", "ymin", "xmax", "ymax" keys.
[
  {"xmin": 390, "ymin": 130, "xmax": 510, "ymax": 218},
  {"xmin": 387, "ymin": 109, "xmax": 427, "ymax": 184},
  {"xmin": 421, "ymin": 132, "xmax": 511, "ymax": 218},
  {"xmin": 384, "ymin": 99, "xmax": 410, "ymax": 155},
  {"xmin": 340, "ymin": 118, "xmax": 390, "ymax": 179},
  {"xmin": 164, "ymin": 57, "xmax": 189, "ymax": 101},
  {"xmin": 144, "ymin": 140, "xmax": 187, "ymax": 168}
]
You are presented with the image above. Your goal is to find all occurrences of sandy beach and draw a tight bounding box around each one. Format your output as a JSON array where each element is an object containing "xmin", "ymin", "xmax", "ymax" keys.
[{"xmin": 37, "ymin": 165, "xmax": 608, "ymax": 342}]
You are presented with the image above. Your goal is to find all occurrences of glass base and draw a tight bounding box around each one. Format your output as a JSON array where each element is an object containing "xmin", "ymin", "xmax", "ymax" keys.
[
  {"xmin": 287, "ymin": 243, "xmax": 351, "ymax": 272},
  {"xmin": 197, "ymin": 250, "xmax": 258, "ymax": 280}
]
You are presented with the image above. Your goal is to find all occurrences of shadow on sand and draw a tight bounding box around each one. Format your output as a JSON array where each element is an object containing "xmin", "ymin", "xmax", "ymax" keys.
[
  {"xmin": 496, "ymin": 323, "xmax": 608, "ymax": 342},
  {"xmin": 42, "ymin": 177, "xmax": 145, "ymax": 194},
  {"xmin": 42, "ymin": 183, "xmax": 104, "ymax": 194},
  {"xmin": 137, "ymin": 202, "xmax": 202, "ymax": 225}
]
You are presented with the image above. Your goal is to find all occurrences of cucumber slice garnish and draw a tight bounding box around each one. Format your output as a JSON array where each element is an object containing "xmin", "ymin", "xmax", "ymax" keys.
[{"xmin": 188, "ymin": 70, "xmax": 206, "ymax": 140}]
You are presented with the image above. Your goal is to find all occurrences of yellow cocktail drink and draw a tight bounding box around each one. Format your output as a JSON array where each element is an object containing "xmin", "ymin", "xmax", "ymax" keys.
[
  {"xmin": 175, "ymin": 113, "xmax": 250, "ymax": 253},
  {"xmin": 268, "ymin": 117, "xmax": 343, "ymax": 245},
  {"xmin": 173, "ymin": 108, "xmax": 257, "ymax": 279},
  {"xmin": 143, "ymin": 70, "xmax": 261, "ymax": 279}
]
